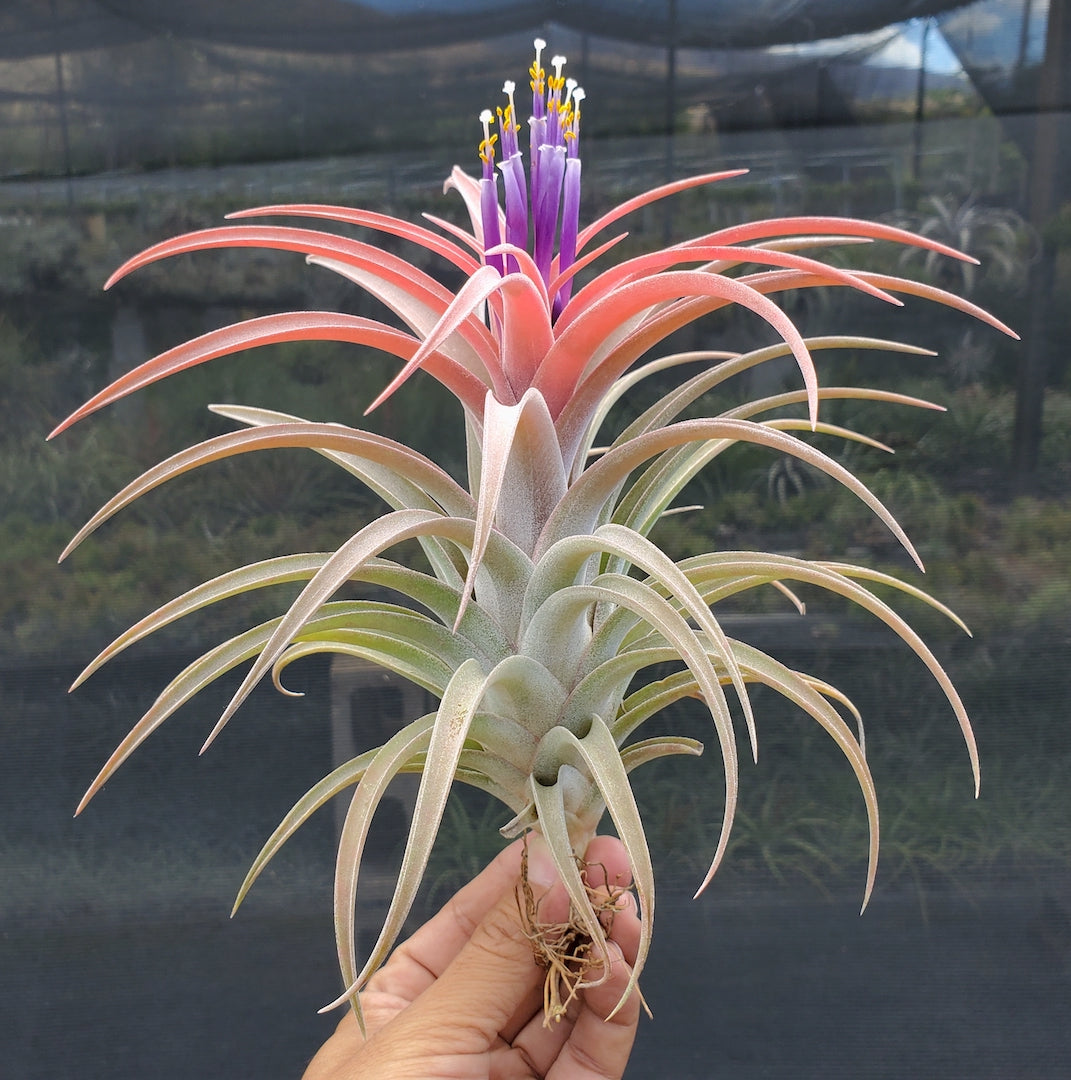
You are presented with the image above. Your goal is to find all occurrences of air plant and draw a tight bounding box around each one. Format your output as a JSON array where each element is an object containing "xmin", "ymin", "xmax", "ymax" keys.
[{"xmin": 51, "ymin": 40, "xmax": 1015, "ymax": 1026}]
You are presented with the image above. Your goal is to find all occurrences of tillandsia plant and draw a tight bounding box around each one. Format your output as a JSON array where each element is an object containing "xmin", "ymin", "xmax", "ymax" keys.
[{"xmin": 52, "ymin": 39, "xmax": 1016, "ymax": 1025}]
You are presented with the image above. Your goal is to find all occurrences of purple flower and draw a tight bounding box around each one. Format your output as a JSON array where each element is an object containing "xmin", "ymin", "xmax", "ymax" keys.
[{"xmin": 481, "ymin": 41, "xmax": 585, "ymax": 311}]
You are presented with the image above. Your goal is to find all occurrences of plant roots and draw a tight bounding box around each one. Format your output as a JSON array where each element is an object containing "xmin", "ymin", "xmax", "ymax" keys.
[{"xmin": 517, "ymin": 834, "xmax": 642, "ymax": 1026}]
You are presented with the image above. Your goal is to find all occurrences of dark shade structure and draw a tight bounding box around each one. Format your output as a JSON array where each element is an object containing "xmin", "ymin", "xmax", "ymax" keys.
[{"xmin": 0, "ymin": 0, "xmax": 989, "ymax": 178}]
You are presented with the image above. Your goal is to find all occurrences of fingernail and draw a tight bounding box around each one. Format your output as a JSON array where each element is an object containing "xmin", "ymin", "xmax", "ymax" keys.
[
  {"xmin": 614, "ymin": 889, "xmax": 636, "ymax": 917},
  {"xmin": 526, "ymin": 835, "xmax": 559, "ymax": 888}
]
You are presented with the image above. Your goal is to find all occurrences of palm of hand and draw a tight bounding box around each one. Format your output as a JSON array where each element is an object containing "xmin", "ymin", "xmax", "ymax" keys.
[{"xmin": 302, "ymin": 835, "xmax": 642, "ymax": 1080}]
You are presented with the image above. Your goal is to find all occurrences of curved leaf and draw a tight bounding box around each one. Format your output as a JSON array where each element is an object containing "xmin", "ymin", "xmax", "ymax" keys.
[
  {"xmin": 362, "ymin": 263, "xmax": 512, "ymax": 411},
  {"xmin": 536, "ymin": 269, "xmax": 819, "ymax": 427},
  {"xmin": 204, "ymin": 511, "xmax": 475, "ymax": 747},
  {"xmin": 541, "ymin": 418, "xmax": 922, "ymax": 571},
  {"xmin": 570, "ymin": 349, "xmax": 736, "ymax": 484},
  {"xmin": 60, "ymin": 423, "xmax": 474, "ymax": 561},
  {"xmin": 716, "ymin": 641, "xmax": 880, "ymax": 910},
  {"xmin": 209, "ymin": 403, "xmax": 469, "ymax": 587},
  {"xmin": 75, "ymin": 603, "xmax": 390, "ymax": 814},
  {"xmin": 328, "ymin": 715, "xmax": 438, "ymax": 1024},
  {"xmin": 690, "ymin": 214, "xmax": 979, "ymax": 263},
  {"xmin": 232, "ymin": 716, "xmax": 435, "ymax": 915},
  {"xmin": 567, "ymin": 646, "xmax": 686, "ymax": 737},
  {"xmin": 72, "ymin": 553, "xmax": 331, "ymax": 689},
  {"xmin": 619, "ymin": 736, "xmax": 704, "ymax": 772},
  {"xmin": 533, "ymin": 716, "xmax": 655, "ymax": 1018},
  {"xmin": 327, "ymin": 658, "xmax": 487, "ymax": 1014},
  {"xmin": 267, "ymin": 622, "xmax": 469, "ymax": 699},
  {"xmin": 572, "ymin": 169, "xmax": 749, "ymax": 256},
  {"xmin": 226, "ymin": 203, "xmax": 482, "ymax": 276},
  {"xmin": 48, "ymin": 313, "xmax": 487, "ymax": 440},
  {"xmin": 307, "ymin": 255, "xmax": 497, "ymax": 378},
  {"xmin": 610, "ymin": 393, "xmax": 927, "ymax": 546},
  {"xmin": 529, "ymin": 773, "xmax": 612, "ymax": 974},
  {"xmin": 681, "ymin": 551, "xmax": 978, "ymax": 796},
  {"xmin": 557, "ymin": 241, "xmax": 899, "ymax": 339}
]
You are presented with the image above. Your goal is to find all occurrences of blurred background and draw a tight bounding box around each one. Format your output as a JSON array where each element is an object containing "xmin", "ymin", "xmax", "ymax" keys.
[{"xmin": 2, "ymin": 2, "xmax": 1069, "ymax": 1077}]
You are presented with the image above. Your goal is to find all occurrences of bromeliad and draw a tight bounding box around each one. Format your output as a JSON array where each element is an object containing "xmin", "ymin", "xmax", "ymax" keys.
[{"xmin": 52, "ymin": 39, "xmax": 1016, "ymax": 1025}]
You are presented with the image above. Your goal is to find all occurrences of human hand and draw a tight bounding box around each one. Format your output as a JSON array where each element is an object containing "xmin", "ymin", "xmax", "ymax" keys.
[{"xmin": 301, "ymin": 833, "xmax": 642, "ymax": 1080}]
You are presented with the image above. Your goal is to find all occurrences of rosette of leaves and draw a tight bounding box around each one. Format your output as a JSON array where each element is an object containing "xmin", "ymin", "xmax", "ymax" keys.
[{"xmin": 51, "ymin": 42, "xmax": 1015, "ymax": 1023}]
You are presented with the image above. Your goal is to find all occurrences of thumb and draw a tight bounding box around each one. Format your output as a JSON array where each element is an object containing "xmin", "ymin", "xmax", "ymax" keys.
[{"xmin": 419, "ymin": 836, "xmax": 569, "ymax": 1049}]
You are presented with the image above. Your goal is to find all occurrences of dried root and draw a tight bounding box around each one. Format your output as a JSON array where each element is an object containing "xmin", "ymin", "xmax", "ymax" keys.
[{"xmin": 517, "ymin": 834, "xmax": 638, "ymax": 1027}]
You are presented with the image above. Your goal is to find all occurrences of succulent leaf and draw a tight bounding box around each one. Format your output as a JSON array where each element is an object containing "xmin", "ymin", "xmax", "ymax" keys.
[
  {"xmin": 233, "ymin": 725, "xmax": 432, "ymax": 916},
  {"xmin": 534, "ymin": 716, "xmax": 655, "ymax": 1018},
  {"xmin": 337, "ymin": 657, "xmax": 487, "ymax": 1010},
  {"xmin": 330, "ymin": 714, "xmax": 439, "ymax": 1026},
  {"xmin": 70, "ymin": 553, "xmax": 332, "ymax": 689},
  {"xmin": 75, "ymin": 604, "xmax": 386, "ymax": 813}
]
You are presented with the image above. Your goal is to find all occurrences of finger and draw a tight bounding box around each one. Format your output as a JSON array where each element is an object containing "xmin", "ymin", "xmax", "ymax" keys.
[
  {"xmin": 549, "ymin": 937, "xmax": 642, "ymax": 1080},
  {"xmin": 368, "ymin": 835, "xmax": 529, "ymax": 1004},
  {"xmin": 412, "ymin": 835, "xmax": 571, "ymax": 1053},
  {"xmin": 580, "ymin": 835, "xmax": 639, "ymax": 967},
  {"xmin": 605, "ymin": 888, "xmax": 641, "ymax": 968},
  {"xmin": 582, "ymin": 834, "xmax": 633, "ymax": 894},
  {"xmin": 512, "ymin": 874, "xmax": 643, "ymax": 1075},
  {"xmin": 300, "ymin": 1012, "xmax": 363, "ymax": 1080}
]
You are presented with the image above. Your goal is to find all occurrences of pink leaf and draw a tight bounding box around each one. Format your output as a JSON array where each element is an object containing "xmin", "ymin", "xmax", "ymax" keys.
[
  {"xmin": 694, "ymin": 214, "xmax": 981, "ymax": 264},
  {"xmin": 48, "ymin": 312, "xmax": 488, "ymax": 439},
  {"xmin": 554, "ymin": 242, "xmax": 899, "ymax": 336},
  {"xmin": 546, "ymin": 232, "xmax": 629, "ymax": 303},
  {"xmin": 105, "ymin": 224, "xmax": 456, "ymax": 298},
  {"xmin": 226, "ymin": 204, "xmax": 481, "ymax": 276},
  {"xmin": 364, "ymin": 265, "xmax": 514, "ymax": 414},
  {"xmin": 537, "ymin": 269, "xmax": 818, "ymax": 427},
  {"xmin": 574, "ymin": 170, "xmax": 749, "ymax": 255},
  {"xmin": 487, "ymin": 266, "xmax": 554, "ymax": 395}
]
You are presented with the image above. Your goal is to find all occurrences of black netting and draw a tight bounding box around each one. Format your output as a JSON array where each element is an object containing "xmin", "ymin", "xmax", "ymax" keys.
[{"xmin": 1, "ymin": 0, "xmax": 990, "ymax": 178}]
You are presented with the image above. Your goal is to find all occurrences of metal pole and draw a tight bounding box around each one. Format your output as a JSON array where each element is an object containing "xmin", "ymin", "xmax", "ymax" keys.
[
  {"xmin": 912, "ymin": 18, "xmax": 931, "ymax": 181},
  {"xmin": 1014, "ymin": 0, "xmax": 1069, "ymax": 481},
  {"xmin": 663, "ymin": 0, "xmax": 678, "ymax": 241},
  {"xmin": 49, "ymin": 0, "xmax": 75, "ymax": 207}
]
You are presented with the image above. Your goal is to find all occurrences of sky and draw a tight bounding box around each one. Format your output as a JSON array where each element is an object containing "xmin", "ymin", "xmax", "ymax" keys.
[{"xmin": 870, "ymin": 18, "xmax": 965, "ymax": 75}]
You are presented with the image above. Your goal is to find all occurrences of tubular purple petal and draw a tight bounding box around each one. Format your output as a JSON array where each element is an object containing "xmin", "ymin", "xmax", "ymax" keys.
[
  {"xmin": 478, "ymin": 110, "xmax": 504, "ymax": 275},
  {"xmin": 499, "ymin": 154, "xmax": 528, "ymax": 267},
  {"xmin": 529, "ymin": 115, "xmax": 545, "ymax": 198},
  {"xmin": 479, "ymin": 177, "xmax": 505, "ymax": 276},
  {"xmin": 554, "ymin": 156, "xmax": 582, "ymax": 319},
  {"xmin": 534, "ymin": 143, "xmax": 566, "ymax": 287}
]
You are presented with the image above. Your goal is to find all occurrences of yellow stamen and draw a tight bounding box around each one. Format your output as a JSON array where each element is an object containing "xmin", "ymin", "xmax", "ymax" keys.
[
  {"xmin": 502, "ymin": 80, "xmax": 519, "ymax": 131},
  {"xmin": 571, "ymin": 87, "xmax": 585, "ymax": 125},
  {"xmin": 530, "ymin": 38, "xmax": 546, "ymax": 93},
  {"xmin": 478, "ymin": 109, "xmax": 497, "ymax": 164}
]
